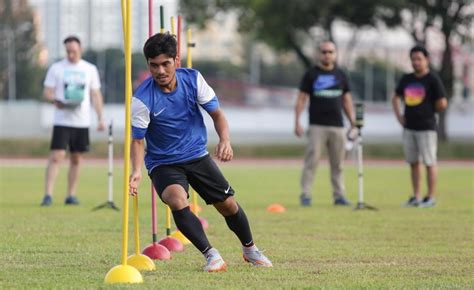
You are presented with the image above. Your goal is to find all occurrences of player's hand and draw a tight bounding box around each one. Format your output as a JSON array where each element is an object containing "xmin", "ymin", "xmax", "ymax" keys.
[
  {"xmin": 97, "ymin": 119, "xmax": 106, "ymax": 131},
  {"xmin": 53, "ymin": 100, "xmax": 65, "ymax": 109},
  {"xmin": 397, "ymin": 115, "xmax": 406, "ymax": 126},
  {"xmin": 129, "ymin": 171, "xmax": 142, "ymax": 196},
  {"xmin": 295, "ymin": 123, "xmax": 304, "ymax": 137},
  {"xmin": 347, "ymin": 127, "xmax": 358, "ymax": 140},
  {"xmin": 215, "ymin": 140, "xmax": 233, "ymax": 162}
]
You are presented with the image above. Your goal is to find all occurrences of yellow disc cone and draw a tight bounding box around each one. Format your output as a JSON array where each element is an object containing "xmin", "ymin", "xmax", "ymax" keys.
[
  {"xmin": 170, "ymin": 230, "xmax": 191, "ymax": 245},
  {"xmin": 104, "ymin": 265, "xmax": 143, "ymax": 284},
  {"xmin": 127, "ymin": 254, "xmax": 156, "ymax": 271}
]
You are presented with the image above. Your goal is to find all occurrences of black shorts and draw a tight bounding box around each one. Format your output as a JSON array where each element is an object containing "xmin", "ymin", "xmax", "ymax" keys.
[
  {"xmin": 50, "ymin": 126, "xmax": 90, "ymax": 153},
  {"xmin": 149, "ymin": 154, "xmax": 235, "ymax": 205}
]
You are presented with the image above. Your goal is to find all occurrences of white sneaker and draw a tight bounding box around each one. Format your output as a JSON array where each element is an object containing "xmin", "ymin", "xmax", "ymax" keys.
[
  {"xmin": 243, "ymin": 245, "xmax": 273, "ymax": 267},
  {"xmin": 203, "ymin": 248, "xmax": 227, "ymax": 272}
]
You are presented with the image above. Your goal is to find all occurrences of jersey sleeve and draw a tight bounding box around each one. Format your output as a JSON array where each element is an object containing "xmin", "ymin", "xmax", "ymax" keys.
[
  {"xmin": 299, "ymin": 71, "xmax": 312, "ymax": 94},
  {"xmin": 432, "ymin": 73, "xmax": 447, "ymax": 100},
  {"xmin": 90, "ymin": 65, "xmax": 101, "ymax": 90},
  {"xmin": 341, "ymin": 71, "xmax": 351, "ymax": 93},
  {"xmin": 131, "ymin": 97, "xmax": 150, "ymax": 139},
  {"xmin": 196, "ymin": 72, "xmax": 219, "ymax": 113},
  {"xmin": 43, "ymin": 64, "xmax": 57, "ymax": 88},
  {"xmin": 395, "ymin": 75, "xmax": 406, "ymax": 97}
]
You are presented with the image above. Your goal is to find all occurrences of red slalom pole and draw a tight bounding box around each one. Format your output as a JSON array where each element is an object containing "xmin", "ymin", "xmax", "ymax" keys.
[
  {"xmin": 142, "ymin": 0, "xmax": 171, "ymax": 261},
  {"xmin": 148, "ymin": 0, "xmax": 153, "ymax": 36}
]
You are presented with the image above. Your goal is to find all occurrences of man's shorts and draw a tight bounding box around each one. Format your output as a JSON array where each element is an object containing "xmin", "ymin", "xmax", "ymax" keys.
[
  {"xmin": 403, "ymin": 129, "xmax": 437, "ymax": 166},
  {"xmin": 50, "ymin": 126, "xmax": 90, "ymax": 153},
  {"xmin": 149, "ymin": 154, "xmax": 235, "ymax": 205}
]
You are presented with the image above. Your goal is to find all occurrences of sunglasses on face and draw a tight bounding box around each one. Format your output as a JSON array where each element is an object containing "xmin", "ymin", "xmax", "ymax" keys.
[{"xmin": 321, "ymin": 50, "xmax": 334, "ymax": 54}]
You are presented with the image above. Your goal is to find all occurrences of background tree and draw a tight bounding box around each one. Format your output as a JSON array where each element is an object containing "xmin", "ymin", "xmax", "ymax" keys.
[
  {"xmin": 0, "ymin": 0, "xmax": 44, "ymax": 100},
  {"xmin": 179, "ymin": 0, "xmax": 402, "ymax": 69}
]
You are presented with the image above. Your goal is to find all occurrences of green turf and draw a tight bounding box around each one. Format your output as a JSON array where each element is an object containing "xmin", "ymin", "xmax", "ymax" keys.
[{"xmin": 0, "ymin": 162, "xmax": 473, "ymax": 289}]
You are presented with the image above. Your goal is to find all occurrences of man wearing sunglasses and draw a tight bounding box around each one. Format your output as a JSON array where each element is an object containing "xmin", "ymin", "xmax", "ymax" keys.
[{"xmin": 294, "ymin": 41, "xmax": 356, "ymax": 207}]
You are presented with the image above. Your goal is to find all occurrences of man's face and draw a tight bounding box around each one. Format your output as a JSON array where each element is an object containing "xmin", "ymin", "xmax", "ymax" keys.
[
  {"xmin": 319, "ymin": 42, "xmax": 337, "ymax": 66},
  {"xmin": 147, "ymin": 54, "xmax": 177, "ymax": 87},
  {"xmin": 410, "ymin": 51, "xmax": 429, "ymax": 73},
  {"xmin": 65, "ymin": 41, "xmax": 82, "ymax": 63}
]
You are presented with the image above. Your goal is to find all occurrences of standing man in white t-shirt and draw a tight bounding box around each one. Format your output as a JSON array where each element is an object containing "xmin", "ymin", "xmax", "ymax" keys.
[{"xmin": 40, "ymin": 36, "xmax": 105, "ymax": 206}]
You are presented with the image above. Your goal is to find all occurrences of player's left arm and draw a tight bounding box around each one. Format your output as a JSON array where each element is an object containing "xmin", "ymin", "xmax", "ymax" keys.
[
  {"xmin": 435, "ymin": 97, "xmax": 448, "ymax": 113},
  {"xmin": 342, "ymin": 92, "xmax": 356, "ymax": 128},
  {"xmin": 434, "ymin": 74, "xmax": 448, "ymax": 113},
  {"xmin": 196, "ymin": 71, "xmax": 233, "ymax": 162},
  {"xmin": 209, "ymin": 108, "xmax": 233, "ymax": 162},
  {"xmin": 91, "ymin": 89, "xmax": 106, "ymax": 131}
]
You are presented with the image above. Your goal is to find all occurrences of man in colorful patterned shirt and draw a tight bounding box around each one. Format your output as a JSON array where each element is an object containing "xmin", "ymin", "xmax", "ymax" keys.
[{"xmin": 392, "ymin": 45, "xmax": 448, "ymax": 208}]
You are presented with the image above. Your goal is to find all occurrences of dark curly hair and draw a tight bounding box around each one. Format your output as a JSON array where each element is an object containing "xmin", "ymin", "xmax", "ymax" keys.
[{"xmin": 143, "ymin": 32, "xmax": 177, "ymax": 60}]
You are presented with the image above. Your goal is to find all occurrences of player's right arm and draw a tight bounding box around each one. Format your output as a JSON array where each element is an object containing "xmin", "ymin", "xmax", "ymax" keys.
[
  {"xmin": 294, "ymin": 91, "xmax": 309, "ymax": 137},
  {"xmin": 43, "ymin": 87, "xmax": 55, "ymax": 102},
  {"xmin": 391, "ymin": 94, "xmax": 405, "ymax": 126},
  {"xmin": 130, "ymin": 96, "xmax": 151, "ymax": 196},
  {"xmin": 130, "ymin": 138, "xmax": 145, "ymax": 196}
]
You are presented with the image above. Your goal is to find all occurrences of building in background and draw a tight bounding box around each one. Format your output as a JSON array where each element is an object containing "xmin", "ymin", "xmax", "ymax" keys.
[{"xmin": 28, "ymin": 0, "xmax": 177, "ymax": 63}]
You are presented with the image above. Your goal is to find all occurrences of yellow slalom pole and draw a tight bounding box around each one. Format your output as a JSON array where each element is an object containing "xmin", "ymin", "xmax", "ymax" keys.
[
  {"xmin": 166, "ymin": 206, "xmax": 172, "ymax": 236},
  {"xmin": 134, "ymin": 197, "xmax": 140, "ymax": 254},
  {"xmin": 170, "ymin": 16, "xmax": 175, "ymax": 35},
  {"xmin": 121, "ymin": 0, "xmax": 132, "ymax": 268},
  {"xmin": 186, "ymin": 28, "xmax": 192, "ymax": 69},
  {"xmin": 104, "ymin": 0, "xmax": 143, "ymax": 283},
  {"xmin": 127, "ymin": 195, "xmax": 155, "ymax": 271},
  {"xmin": 186, "ymin": 28, "xmax": 202, "ymax": 216}
]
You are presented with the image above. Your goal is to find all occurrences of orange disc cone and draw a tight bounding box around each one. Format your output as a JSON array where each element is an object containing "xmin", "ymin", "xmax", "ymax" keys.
[{"xmin": 267, "ymin": 203, "xmax": 286, "ymax": 213}]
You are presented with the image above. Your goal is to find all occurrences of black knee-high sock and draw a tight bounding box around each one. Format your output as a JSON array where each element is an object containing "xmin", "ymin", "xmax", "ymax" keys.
[
  {"xmin": 224, "ymin": 204, "xmax": 254, "ymax": 247},
  {"xmin": 172, "ymin": 206, "xmax": 211, "ymax": 254}
]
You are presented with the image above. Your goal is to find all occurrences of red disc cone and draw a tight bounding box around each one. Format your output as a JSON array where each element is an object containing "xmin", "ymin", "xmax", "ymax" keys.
[
  {"xmin": 158, "ymin": 236, "xmax": 184, "ymax": 252},
  {"xmin": 142, "ymin": 242, "xmax": 172, "ymax": 260}
]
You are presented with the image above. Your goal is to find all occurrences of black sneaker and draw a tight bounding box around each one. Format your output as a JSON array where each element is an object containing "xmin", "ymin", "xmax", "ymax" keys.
[
  {"xmin": 404, "ymin": 196, "xmax": 420, "ymax": 207},
  {"xmin": 65, "ymin": 196, "xmax": 79, "ymax": 205},
  {"xmin": 300, "ymin": 194, "xmax": 312, "ymax": 206},
  {"xmin": 41, "ymin": 195, "xmax": 52, "ymax": 206},
  {"xmin": 334, "ymin": 197, "xmax": 351, "ymax": 206}
]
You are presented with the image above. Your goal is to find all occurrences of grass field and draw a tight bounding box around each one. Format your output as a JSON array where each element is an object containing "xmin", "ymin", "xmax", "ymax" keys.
[{"xmin": 0, "ymin": 160, "xmax": 473, "ymax": 289}]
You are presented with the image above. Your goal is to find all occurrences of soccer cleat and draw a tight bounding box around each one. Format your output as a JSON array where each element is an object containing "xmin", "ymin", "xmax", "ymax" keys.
[
  {"xmin": 41, "ymin": 195, "xmax": 52, "ymax": 206},
  {"xmin": 418, "ymin": 196, "xmax": 436, "ymax": 208},
  {"xmin": 243, "ymin": 246, "xmax": 273, "ymax": 268},
  {"xmin": 300, "ymin": 194, "xmax": 312, "ymax": 206},
  {"xmin": 334, "ymin": 196, "xmax": 351, "ymax": 206},
  {"xmin": 404, "ymin": 196, "xmax": 420, "ymax": 207},
  {"xmin": 65, "ymin": 196, "xmax": 79, "ymax": 205},
  {"xmin": 203, "ymin": 248, "xmax": 227, "ymax": 272}
]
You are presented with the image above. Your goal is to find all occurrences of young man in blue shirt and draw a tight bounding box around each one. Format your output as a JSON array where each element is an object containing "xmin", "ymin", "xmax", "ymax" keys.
[{"xmin": 129, "ymin": 33, "xmax": 272, "ymax": 272}]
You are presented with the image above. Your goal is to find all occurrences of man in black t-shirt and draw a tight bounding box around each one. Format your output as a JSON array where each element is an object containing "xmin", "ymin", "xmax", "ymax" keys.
[
  {"xmin": 392, "ymin": 45, "xmax": 448, "ymax": 208},
  {"xmin": 294, "ymin": 41, "xmax": 356, "ymax": 206}
]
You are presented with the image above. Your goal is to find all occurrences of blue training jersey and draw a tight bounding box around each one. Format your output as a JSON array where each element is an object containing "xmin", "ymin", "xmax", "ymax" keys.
[{"xmin": 131, "ymin": 68, "xmax": 219, "ymax": 172}]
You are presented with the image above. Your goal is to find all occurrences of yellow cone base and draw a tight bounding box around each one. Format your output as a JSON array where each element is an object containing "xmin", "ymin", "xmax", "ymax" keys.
[
  {"xmin": 127, "ymin": 254, "xmax": 156, "ymax": 271},
  {"xmin": 104, "ymin": 264, "xmax": 143, "ymax": 284},
  {"xmin": 170, "ymin": 230, "xmax": 191, "ymax": 245}
]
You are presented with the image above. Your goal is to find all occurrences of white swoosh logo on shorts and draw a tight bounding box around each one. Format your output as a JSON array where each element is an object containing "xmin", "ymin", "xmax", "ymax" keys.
[
  {"xmin": 154, "ymin": 108, "xmax": 165, "ymax": 117},
  {"xmin": 224, "ymin": 185, "xmax": 231, "ymax": 194}
]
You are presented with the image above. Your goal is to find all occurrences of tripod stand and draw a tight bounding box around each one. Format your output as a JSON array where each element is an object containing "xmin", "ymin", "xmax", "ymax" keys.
[
  {"xmin": 353, "ymin": 103, "xmax": 377, "ymax": 211},
  {"xmin": 93, "ymin": 121, "xmax": 119, "ymax": 211}
]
